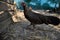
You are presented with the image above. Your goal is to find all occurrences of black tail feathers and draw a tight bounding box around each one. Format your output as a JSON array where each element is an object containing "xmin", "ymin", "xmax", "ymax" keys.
[{"xmin": 48, "ymin": 16, "xmax": 60, "ymax": 25}]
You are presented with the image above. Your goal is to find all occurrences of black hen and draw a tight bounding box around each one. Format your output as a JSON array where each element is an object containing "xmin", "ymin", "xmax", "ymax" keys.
[{"xmin": 21, "ymin": 2, "xmax": 60, "ymax": 27}]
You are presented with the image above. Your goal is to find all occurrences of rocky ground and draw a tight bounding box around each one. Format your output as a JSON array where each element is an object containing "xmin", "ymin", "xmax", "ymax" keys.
[
  {"xmin": 0, "ymin": 1, "xmax": 60, "ymax": 40},
  {"xmin": 0, "ymin": 10, "xmax": 60, "ymax": 40}
]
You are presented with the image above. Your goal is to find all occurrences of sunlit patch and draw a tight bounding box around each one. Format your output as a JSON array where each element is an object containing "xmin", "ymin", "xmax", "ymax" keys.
[
  {"xmin": 0, "ymin": 11, "xmax": 4, "ymax": 14},
  {"xmin": 12, "ymin": 10, "xmax": 26, "ymax": 22},
  {"xmin": 48, "ymin": 24, "xmax": 60, "ymax": 30},
  {"xmin": 32, "ymin": 10, "xmax": 40, "ymax": 13}
]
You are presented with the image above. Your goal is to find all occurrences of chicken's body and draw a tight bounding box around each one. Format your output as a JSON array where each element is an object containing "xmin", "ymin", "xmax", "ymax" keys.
[{"xmin": 25, "ymin": 10, "xmax": 45, "ymax": 24}]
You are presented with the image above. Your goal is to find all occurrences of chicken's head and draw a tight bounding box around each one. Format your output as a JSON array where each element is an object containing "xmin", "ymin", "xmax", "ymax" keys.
[{"xmin": 21, "ymin": 2, "xmax": 26, "ymax": 7}]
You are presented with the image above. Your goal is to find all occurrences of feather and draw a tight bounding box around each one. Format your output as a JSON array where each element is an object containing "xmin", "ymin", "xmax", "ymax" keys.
[{"xmin": 21, "ymin": 2, "xmax": 60, "ymax": 26}]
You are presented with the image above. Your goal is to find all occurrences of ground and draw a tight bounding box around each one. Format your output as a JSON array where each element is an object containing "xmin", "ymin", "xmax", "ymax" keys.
[
  {"xmin": 0, "ymin": 10, "xmax": 60, "ymax": 40},
  {"xmin": 0, "ymin": 2, "xmax": 60, "ymax": 40}
]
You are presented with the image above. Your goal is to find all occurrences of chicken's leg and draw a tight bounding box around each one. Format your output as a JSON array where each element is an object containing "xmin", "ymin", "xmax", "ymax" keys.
[{"xmin": 26, "ymin": 23, "xmax": 36, "ymax": 30}]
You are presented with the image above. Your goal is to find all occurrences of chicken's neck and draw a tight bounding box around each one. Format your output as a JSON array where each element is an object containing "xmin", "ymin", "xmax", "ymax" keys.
[{"xmin": 23, "ymin": 6, "xmax": 28, "ymax": 15}]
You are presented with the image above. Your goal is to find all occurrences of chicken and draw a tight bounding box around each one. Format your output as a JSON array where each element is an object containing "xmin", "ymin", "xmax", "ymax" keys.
[{"xmin": 21, "ymin": 2, "xmax": 60, "ymax": 28}]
